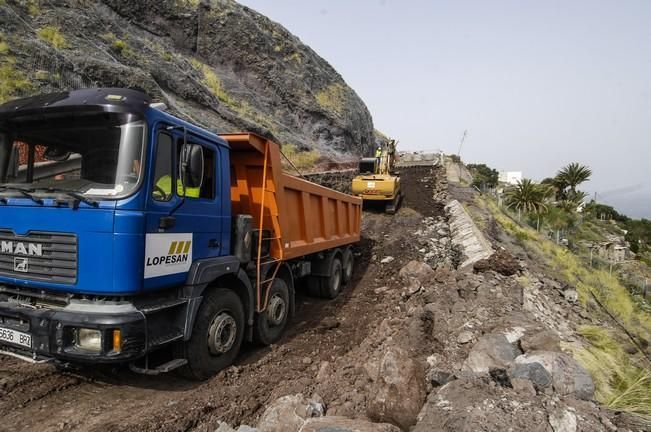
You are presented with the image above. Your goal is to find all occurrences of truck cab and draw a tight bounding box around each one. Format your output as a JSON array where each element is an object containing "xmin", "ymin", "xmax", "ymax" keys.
[{"xmin": 0, "ymin": 88, "xmax": 360, "ymax": 379}]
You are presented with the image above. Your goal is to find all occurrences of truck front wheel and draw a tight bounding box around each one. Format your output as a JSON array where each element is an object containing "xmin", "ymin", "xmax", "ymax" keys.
[
  {"xmin": 178, "ymin": 288, "xmax": 245, "ymax": 380},
  {"xmin": 253, "ymin": 278, "xmax": 290, "ymax": 345}
]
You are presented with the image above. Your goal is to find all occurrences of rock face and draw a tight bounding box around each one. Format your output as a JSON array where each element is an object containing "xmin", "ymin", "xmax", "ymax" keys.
[
  {"xmin": 366, "ymin": 347, "xmax": 427, "ymax": 430},
  {"xmin": 0, "ymin": 0, "xmax": 374, "ymax": 158}
]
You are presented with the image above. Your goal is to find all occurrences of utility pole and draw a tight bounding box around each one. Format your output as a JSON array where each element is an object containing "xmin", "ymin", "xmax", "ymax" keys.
[{"xmin": 457, "ymin": 130, "xmax": 468, "ymax": 157}]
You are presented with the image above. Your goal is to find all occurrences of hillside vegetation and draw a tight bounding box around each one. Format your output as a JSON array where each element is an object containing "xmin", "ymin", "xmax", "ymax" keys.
[{"xmin": 471, "ymin": 161, "xmax": 651, "ymax": 422}]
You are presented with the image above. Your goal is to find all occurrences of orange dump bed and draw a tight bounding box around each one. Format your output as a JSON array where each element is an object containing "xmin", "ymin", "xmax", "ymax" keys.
[{"xmin": 223, "ymin": 133, "xmax": 362, "ymax": 261}]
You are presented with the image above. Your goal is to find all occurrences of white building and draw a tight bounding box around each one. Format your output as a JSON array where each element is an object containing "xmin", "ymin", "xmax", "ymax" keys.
[{"xmin": 498, "ymin": 171, "xmax": 523, "ymax": 185}]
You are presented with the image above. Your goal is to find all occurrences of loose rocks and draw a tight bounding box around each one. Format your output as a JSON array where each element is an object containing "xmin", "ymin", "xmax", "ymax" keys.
[
  {"xmin": 462, "ymin": 334, "xmax": 522, "ymax": 374},
  {"xmin": 508, "ymin": 362, "xmax": 552, "ymax": 391},
  {"xmin": 513, "ymin": 352, "xmax": 595, "ymax": 400},
  {"xmin": 548, "ymin": 409, "xmax": 577, "ymax": 432},
  {"xmin": 398, "ymin": 260, "xmax": 435, "ymax": 285}
]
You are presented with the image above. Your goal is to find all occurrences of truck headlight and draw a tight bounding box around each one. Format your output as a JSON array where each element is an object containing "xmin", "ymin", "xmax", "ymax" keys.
[{"xmin": 75, "ymin": 328, "xmax": 102, "ymax": 352}]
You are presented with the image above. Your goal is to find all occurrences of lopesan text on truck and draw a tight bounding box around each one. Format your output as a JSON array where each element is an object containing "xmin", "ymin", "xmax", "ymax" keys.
[{"xmin": 0, "ymin": 88, "xmax": 361, "ymax": 379}]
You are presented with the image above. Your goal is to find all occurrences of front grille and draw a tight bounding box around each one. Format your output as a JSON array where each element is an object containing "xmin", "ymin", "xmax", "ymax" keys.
[{"xmin": 0, "ymin": 230, "xmax": 78, "ymax": 284}]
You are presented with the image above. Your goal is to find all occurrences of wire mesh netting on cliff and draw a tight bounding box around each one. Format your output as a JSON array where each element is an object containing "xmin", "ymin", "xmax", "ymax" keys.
[{"xmin": 24, "ymin": 49, "xmax": 94, "ymax": 94}]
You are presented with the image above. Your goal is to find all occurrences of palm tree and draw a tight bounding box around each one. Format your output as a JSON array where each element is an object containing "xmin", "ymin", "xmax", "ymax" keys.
[
  {"xmin": 556, "ymin": 163, "xmax": 592, "ymax": 195},
  {"xmin": 557, "ymin": 190, "xmax": 589, "ymax": 212},
  {"xmin": 504, "ymin": 178, "xmax": 549, "ymax": 222}
]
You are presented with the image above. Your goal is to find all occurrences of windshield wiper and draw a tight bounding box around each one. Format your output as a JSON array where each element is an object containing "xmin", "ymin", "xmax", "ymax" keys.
[
  {"xmin": 0, "ymin": 186, "xmax": 44, "ymax": 205},
  {"xmin": 34, "ymin": 187, "xmax": 98, "ymax": 208}
]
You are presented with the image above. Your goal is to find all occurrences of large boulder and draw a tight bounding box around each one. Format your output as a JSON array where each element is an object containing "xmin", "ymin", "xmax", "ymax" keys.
[
  {"xmin": 461, "ymin": 334, "xmax": 522, "ymax": 374},
  {"xmin": 302, "ymin": 417, "xmax": 401, "ymax": 432},
  {"xmin": 513, "ymin": 352, "xmax": 595, "ymax": 400},
  {"xmin": 257, "ymin": 394, "xmax": 325, "ymax": 432},
  {"xmin": 367, "ymin": 347, "xmax": 427, "ymax": 430},
  {"xmin": 398, "ymin": 261, "xmax": 435, "ymax": 286},
  {"xmin": 520, "ymin": 330, "xmax": 562, "ymax": 353}
]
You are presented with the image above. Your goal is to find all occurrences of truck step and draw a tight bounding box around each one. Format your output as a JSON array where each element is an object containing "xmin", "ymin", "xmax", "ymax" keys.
[
  {"xmin": 148, "ymin": 330, "xmax": 184, "ymax": 348},
  {"xmin": 129, "ymin": 358, "xmax": 187, "ymax": 375},
  {"xmin": 138, "ymin": 298, "xmax": 187, "ymax": 314}
]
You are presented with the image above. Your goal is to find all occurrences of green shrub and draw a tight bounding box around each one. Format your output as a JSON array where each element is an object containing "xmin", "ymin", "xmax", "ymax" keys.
[
  {"xmin": 37, "ymin": 26, "xmax": 67, "ymax": 49},
  {"xmin": 26, "ymin": 0, "xmax": 40, "ymax": 15},
  {"xmin": 102, "ymin": 33, "xmax": 132, "ymax": 57}
]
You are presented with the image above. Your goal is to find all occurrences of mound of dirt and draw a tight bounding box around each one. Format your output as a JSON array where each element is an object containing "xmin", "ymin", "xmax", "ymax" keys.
[{"xmin": 473, "ymin": 249, "xmax": 521, "ymax": 276}]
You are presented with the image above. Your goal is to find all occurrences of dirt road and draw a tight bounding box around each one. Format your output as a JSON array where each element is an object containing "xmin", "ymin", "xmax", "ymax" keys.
[{"xmin": 0, "ymin": 166, "xmax": 444, "ymax": 432}]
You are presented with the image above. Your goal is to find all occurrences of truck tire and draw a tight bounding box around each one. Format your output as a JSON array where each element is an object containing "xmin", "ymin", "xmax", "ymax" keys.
[
  {"xmin": 177, "ymin": 288, "xmax": 245, "ymax": 380},
  {"xmin": 342, "ymin": 248, "xmax": 354, "ymax": 284},
  {"xmin": 253, "ymin": 278, "xmax": 290, "ymax": 345},
  {"xmin": 307, "ymin": 257, "xmax": 343, "ymax": 299}
]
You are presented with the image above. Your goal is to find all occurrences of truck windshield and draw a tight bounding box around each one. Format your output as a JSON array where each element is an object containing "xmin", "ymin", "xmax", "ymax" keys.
[{"xmin": 0, "ymin": 112, "xmax": 146, "ymax": 199}]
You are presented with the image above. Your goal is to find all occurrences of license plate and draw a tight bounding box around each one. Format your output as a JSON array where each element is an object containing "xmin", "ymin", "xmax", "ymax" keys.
[{"xmin": 0, "ymin": 326, "xmax": 32, "ymax": 349}]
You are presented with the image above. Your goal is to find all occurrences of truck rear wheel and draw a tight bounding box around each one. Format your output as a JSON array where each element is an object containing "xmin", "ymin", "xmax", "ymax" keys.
[
  {"xmin": 307, "ymin": 257, "xmax": 343, "ymax": 299},
  {"xmin": 342, "ymin": 248, "xmax": 354, "ymax": 284},
  {"xmin": 253, "ymin": 278, "xmax": 290, "ymax": 345},
  {"xmin": 177, "ymin": 288, "xmax": 245, "ymax": 380}
]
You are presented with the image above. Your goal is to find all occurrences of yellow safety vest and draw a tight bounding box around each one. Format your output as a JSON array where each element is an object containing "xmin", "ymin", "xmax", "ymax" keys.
[{"xmin": 155, "ymin": 175, "xmax": 200, "ymax": 198}]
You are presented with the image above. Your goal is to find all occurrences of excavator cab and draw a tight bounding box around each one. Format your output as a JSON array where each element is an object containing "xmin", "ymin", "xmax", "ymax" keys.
[{"xmin": 358, "ymin": 158, "xmax": 377, "ymax": 174}]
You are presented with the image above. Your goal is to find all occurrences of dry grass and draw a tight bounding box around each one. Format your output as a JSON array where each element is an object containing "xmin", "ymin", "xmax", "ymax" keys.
[
  {"xmin": 37, "ymin": 26, "xmax": 67, "ymax": 49},
  {"xmin": 189, "ymin": 57, "xmax": 281, "ymax": 135},
  {"xmin": 280, "ymin": 144, "xmax": 320, "ymax": 171},
  {"xmin": 0, "ymin": 36, "xmax": 33, "ymax": 104},
  {"xmin": 190, "ymin": 58, "xmax": 234, "ymax": 106},
  {"xmin": 315, "ymin": 83, "xmax": 346, "ymax": 115},
  {"xmin": 570, "ymin": 326, "xmax": 651, "ymax": 423}
]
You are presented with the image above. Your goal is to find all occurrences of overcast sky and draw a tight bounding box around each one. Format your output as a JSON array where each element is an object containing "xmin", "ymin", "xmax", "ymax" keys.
[{"xmin": 238, "ymin": 0, "xmax": 651, "ymax": 218}]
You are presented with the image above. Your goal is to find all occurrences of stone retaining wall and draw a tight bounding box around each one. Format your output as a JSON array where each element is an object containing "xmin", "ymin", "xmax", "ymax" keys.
[{"xmin": 445, "ymin": 200, "xmax": 493, "ymax": 269}]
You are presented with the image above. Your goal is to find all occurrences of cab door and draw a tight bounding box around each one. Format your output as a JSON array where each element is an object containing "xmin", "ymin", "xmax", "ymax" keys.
[{"xmin": 143, "ymin": 125, "xmax": 224, "ymax": 291}]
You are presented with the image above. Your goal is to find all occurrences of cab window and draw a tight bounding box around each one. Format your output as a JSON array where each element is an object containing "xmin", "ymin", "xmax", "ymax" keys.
[{"xmin": 152, "ymin": 133, "xmax": 173, "ymax": 202}]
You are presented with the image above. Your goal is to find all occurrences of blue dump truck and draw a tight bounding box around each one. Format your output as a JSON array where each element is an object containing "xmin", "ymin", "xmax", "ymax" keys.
[{"xmin": 0, "ymin": 88, "xmax": 361, "ymax": 379}]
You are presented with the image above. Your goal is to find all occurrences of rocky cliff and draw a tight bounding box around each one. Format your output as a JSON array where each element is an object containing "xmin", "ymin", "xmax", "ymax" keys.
[{"xmin": 0, "ymin": 0, "xmax": 375, "ymax": 159}]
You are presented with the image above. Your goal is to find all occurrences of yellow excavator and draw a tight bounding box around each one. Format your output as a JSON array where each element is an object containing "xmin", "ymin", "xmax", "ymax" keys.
[{"xmin": 351, "ymin": 139, "xmax": 402, "ymax": 214}]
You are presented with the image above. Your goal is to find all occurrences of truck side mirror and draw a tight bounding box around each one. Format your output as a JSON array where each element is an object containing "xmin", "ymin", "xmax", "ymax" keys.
[{"xmin": 180, "ymin": 143, "xmax": 204, "ymax": 189}]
